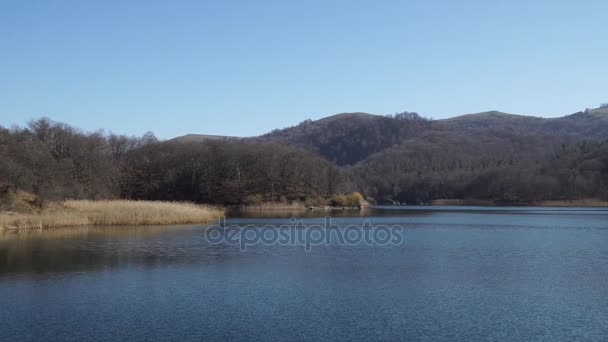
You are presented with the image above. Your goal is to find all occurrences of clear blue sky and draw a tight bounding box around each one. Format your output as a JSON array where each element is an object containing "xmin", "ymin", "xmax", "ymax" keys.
[{"xmin": 1, "ymin": 0, "xmax": 606, "ymax": 138}]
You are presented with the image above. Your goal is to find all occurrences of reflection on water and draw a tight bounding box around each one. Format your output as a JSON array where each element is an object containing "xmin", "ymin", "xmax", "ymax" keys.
[
  {"xmin": 227, "ymin": 206, "xmax": 371, "ymax": 218},
  {"xmin": 1, "ymin": 206, "xmax": 608, "ymax": 341},
  {"xmin": 0, "ymin": 225, "xmax": 217, "ymax": 275}
]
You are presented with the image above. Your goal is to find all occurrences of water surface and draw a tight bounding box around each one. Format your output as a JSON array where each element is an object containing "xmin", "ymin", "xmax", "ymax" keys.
[{"xmin": 1, "ymin": 206, "xmax": 608, "ymax": 341}]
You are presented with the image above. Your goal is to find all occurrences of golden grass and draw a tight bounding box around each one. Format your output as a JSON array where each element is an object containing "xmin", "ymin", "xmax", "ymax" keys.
[{"xmin": 0, "ymin": 200, "xmax": 223, "ymax": 230}]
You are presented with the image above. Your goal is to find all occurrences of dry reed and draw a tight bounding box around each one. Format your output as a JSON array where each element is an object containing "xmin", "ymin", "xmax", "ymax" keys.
[{"xmin": 1, "ymin": 200, "xmax": 223, "ymax": 230}]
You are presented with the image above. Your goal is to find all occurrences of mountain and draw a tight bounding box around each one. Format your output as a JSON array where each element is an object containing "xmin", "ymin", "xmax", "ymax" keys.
[
  {"xmin": 245, "ymin": 108, "xmax": 608, "ymax": 166},
  {"xmin": 171, "ymin": 107, "xmax": 608, "ymax": 167},
  {"xmin": 252, "ymin": 112, "xmax": 427, "ymax": 165}
]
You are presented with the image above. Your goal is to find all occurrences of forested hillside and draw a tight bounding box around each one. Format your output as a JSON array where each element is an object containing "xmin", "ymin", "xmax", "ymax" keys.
[
  {"xmin": 255, "ymin": 112, "xmax": 431, "ymax": 165},
  {"xmin": 258, "ymin": 109, "xmax": 608, "ymax": 166},
  {"xmin": 255, "ymin": 107, "xmax": 608, "ymax": 203},
  {"xmin": 2, "ymin": 106, "xmax": 608, "ymax": 206}
]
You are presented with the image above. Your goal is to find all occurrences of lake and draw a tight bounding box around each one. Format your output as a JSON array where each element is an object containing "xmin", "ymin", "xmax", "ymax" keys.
[{"xmin": 1, "ymin": 206, "xmax": 608, "ymax": 341}]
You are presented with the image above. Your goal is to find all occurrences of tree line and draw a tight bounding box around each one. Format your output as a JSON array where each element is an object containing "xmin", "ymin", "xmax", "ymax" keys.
[
  {"xmin": 351, "ymin": 140, "xmax": 608, "ymax": 204},
  {"xmin": 0, "ymin": 118, "xmax": 354, "ymax": 206},
  {"xmin": 1, "ymin": 117, "xmax": 607, "ymax": 207}
]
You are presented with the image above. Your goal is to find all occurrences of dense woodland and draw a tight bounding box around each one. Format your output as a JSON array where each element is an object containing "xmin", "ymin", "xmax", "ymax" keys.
[
  {"xmin": 1, "ymin": 107, "xmax": 608, "ymax": 207},
  {"xmin": 257, "ymin": 107, "xmax": 608, "ymax": 204},
  {"xmin": 0, "ymin": 118, "xmax": 353, "ymax": 206}
]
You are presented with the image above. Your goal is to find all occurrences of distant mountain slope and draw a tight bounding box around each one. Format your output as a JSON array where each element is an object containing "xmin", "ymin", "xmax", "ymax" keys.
[
  {"xmin": 171, "ymin": 107, "xmax": 608, "ymax": 170},
  {"xmin": 250, "ymin": 108, "xmax": 608, "ymax": 166},
  {"xmin": 588, "ymin": 107, "xmax": 608, "ymax": 116},
  {"xmin": 253, "ymin": 112, "xmax": 431, "ymax": 165},
  {"xmin": 540, "ymin": 108, "xmax": 608, "ymax": 137},
  {"xmin": 440, "ymin": 111, "xmax": 546, "ymax": 130}
]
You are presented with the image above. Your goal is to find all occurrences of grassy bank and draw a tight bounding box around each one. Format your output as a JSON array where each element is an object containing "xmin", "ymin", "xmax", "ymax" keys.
[{"xmin": 0, "ymin": 200, "xmax": 223, "ymax": 230}]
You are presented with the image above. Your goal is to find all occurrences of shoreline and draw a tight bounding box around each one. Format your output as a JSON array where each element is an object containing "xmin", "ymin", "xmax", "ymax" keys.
[
  {"xmin": 233, "ymin": 199, "xmax": 608, "ymax": 212},
  {"xmin": 238, "ymin": 205, "xmax": 365, "ymax": 211},
  {"xmin": 4, "ymin": 197, "xmax": 606, "ymax": 231},
  {"xmin": 429, "ymin": 199, "xmax": 608, "ymax": 207}
]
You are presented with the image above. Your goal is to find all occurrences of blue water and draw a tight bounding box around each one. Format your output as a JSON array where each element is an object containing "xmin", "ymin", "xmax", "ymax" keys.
[{"xmin": 1, "ymin": 206, "xmax": 608, "ymax": 341}]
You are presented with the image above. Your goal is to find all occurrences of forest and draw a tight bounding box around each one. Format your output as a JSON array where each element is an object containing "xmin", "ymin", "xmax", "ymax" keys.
[
  {"xmin": 0, "ymin": 118, "xmax": 353, "ymax": 207},
  {"xmin": 1, "ymin": 107, "xmax": 608, "ymax": 207}
]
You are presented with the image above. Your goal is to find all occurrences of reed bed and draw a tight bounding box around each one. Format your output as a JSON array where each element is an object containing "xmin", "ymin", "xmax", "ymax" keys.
[{"xmin": 1, "ymin": 200, "xmax": 223, "ymax": 230}]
